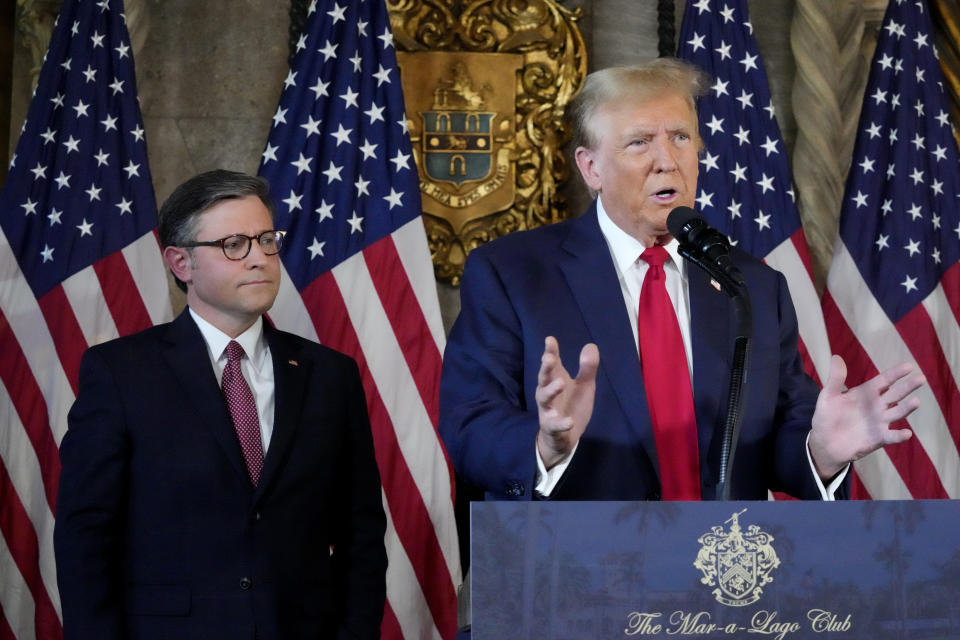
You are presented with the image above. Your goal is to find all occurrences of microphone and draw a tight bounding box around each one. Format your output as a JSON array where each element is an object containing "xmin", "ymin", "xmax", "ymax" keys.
[{"xmin": 667, "ymin": 206, "xmax": 745, "ymax": 290}]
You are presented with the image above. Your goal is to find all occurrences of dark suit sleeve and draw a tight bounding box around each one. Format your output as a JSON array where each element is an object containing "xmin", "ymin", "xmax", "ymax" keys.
[
  {"xmin": 439, "ymin": 249, "xmax": 541, "ymax": 500},
  {"xmin": 332, "ymin": 357, "xmax": 388, "ymax": 639},
  {"xmin": 55, "ymin": 347, "xmax": 129, "ymax": 640}
]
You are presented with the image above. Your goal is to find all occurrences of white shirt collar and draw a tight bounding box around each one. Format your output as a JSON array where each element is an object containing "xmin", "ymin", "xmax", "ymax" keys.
[
  {"xmin": 189, "ymin": 308, "xmax": 268, "ymax": 368},
  {"xmin": 595, "ymin": 197, "xmax": 685, "ymax": 276}
]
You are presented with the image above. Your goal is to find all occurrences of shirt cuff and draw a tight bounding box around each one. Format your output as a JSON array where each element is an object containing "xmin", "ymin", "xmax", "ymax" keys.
[
  {"xmin": 534, "ymin": 441, "xmax": 579, "ymax": 497},
  {"xmin": 806, "ymin": 431, "xmax": 849, "ymax": 500}
]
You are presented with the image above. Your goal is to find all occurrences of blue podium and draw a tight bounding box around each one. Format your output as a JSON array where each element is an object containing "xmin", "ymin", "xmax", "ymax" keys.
[{"xmin": 471, "ymin": 500, "xmax": 960, "ymax": 639}]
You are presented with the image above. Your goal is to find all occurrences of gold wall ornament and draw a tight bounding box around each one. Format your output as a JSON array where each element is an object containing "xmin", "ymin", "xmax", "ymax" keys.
[{"xmin": 389, "ymin": 0, "xmax": 587, "ymax": 285}]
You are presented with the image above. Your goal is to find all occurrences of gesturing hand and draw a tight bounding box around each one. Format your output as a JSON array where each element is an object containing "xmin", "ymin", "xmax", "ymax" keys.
[
  {"xmin": 535, "ymin": 336, "xmax": 600, "ymax": 469},
  {"xmin": 809, "ymin": 355, "xmax": 924, "ymax": 480}
]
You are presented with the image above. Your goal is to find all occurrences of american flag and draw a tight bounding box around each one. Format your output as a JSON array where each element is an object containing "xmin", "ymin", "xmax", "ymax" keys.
[
  {"xmin": 0, "ymin": 0, "xmax": 171, "ymax": 638},
  {"xmin": 257, "ymin": 0, "xmax": 460, "ymax": 638},
  {"xmin": 822, "ymin": 0, "xmax": 960, "ymax": 499},
  {"xmin": 677, "ymin": 0, "xmax": 832, "ymax": 386}
]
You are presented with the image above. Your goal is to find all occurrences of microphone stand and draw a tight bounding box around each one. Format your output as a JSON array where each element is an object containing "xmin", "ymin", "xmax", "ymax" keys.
[{"xmin": 677, "ymin": 246, "xmax": 752, "ymax": 502}]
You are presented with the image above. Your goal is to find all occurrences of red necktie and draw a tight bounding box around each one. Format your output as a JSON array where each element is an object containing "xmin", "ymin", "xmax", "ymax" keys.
[
  {"xmin": 222, "ymin": 340, "xmax": 264, "ymax": 486},
  {"xmin": 637, "ymin": 246, "xmax": 701, "ymax": 500}
]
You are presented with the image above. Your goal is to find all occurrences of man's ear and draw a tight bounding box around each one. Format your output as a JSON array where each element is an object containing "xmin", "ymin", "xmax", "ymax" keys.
[
  {"xmin": 574, "ymin": 146, "xmax": 601, "ymax": 192},
  {"xmin": 163, "ymin": 246, "xmax": 192, "ymax": 287}
]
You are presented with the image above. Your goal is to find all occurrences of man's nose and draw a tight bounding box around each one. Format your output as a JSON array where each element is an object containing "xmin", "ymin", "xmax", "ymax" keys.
[{"xmin": 651, "ymin": 137, "xmax": 679, "ymax": 172}]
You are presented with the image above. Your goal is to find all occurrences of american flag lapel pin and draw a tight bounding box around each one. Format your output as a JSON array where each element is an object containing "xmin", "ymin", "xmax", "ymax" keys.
[
  {"xmin": 288, "ymin": 359, "xmax": 298, "ymax": 366},
  {"xmin": 710, "ymin": 278, "xmax": 722, "ymax": 292}
]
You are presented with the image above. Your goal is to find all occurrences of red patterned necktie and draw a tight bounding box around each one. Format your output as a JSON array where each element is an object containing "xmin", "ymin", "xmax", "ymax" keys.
[
  {"xmin": 222, "ymin": 340, "xmax": 264, "ymax": 486},
  {"xmin": 637, "ymin": 246, "xmax": 701, "ymax": 500}
]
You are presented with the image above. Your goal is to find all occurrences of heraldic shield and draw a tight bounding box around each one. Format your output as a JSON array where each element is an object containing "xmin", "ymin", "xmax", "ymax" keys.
[{"xmin": 694, "ymin": 509, "xmax": 781, "ymax": 607}]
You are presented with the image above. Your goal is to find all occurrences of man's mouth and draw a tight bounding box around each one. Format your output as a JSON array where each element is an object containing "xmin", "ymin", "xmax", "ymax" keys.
[{"xmin": 653, "ymin": 188, "xmax": 677, "ymax": 201}]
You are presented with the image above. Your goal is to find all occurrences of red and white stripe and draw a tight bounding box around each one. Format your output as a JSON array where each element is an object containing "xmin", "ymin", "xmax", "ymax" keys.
[
  {"xmin": 270, "ymin": 216, "xmax": 460, "ymax": 640},
  {"xmin": 0, "ymin": 227, "xmax": 170, "ymax": 639},
  {"xmin": 823, "ymin": 240, "xmax": 960, "ymax": 499}
]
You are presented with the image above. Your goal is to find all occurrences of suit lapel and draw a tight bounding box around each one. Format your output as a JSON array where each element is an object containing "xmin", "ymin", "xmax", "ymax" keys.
[
  {"xmin": 161, "ymin": 311, "xmax": 250, "ymax": 484},
  {"xmin": 255, "ymin": 325, "xmax": 309, "ymax": 501},
  {"xmin": 557, "ymin": 207, "xmax": 661, "ymax": 478}
]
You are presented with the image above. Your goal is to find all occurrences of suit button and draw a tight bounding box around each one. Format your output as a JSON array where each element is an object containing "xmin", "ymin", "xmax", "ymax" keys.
[
  {"xmin": 504, "ymin": 481, "xmax": 524, "ymax": 497},
  {"xmin": 240, "ymin": 577, "xmax": 252, "ymax": 590}
]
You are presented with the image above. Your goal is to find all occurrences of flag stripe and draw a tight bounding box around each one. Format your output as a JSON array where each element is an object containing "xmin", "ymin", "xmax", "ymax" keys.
[
  {"xmin": 300, "ymin": 267, "xmax": 457, "ymax": 636},
  {"xmin": 93, "ymin": 251, "xmax": 153, "ymax": 337},
  {"xmin": 0, "ymin": 530, "xmax": 37, "ymax": 640},
  {"xmin": 0, "ymin": 313, "xmax": 60, "ymax": 510},
  {"xmin": 391, "ymin": 218, "xmax": 445, "ymax": 353},
  {"xmin": 37, "ymin": 289, "xmax": 87, "ymax": 395},
  {"xmin": 120, "ymin": 232, "xmax": 173, "ymax": 326},
  {"xmin": 0, "ymin": 609, "xmax": 17, "ymax": 640},
  {"xmin": 61, "ymin": 267, "xmax": 118, "ymax": 349},
  {"xmin": 362, "ymin": 235, "xmax": 442, "ymax": 427}
]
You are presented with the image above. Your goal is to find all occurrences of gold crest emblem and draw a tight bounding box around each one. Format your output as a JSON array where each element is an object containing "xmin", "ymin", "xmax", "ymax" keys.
[{"xmin": 694, "ymin": 509, "xmax": 780, "ymax": 607}]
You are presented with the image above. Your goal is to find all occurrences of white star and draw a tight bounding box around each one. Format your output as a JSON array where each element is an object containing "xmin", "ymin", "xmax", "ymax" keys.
[
  {"xmin": 109, "ymin": 78, "xmax": 124, "ymax": 95},
  {"xmin": 904, "ymin": 238, "xmax": 921, "ymax": 257},
  {"xmin": 720, "ymin": 4, "xmax": 735, "ymax": 22},
  {"xmin": 295, "ymin": 34, "xmax": 307, "ymax": 52},
  {"xmin": 916, "ymin": 67, "xmax": 926, "ymax": 83},
  {"xmin": 735, "ymin": 90, "xmax": 753, "ymax": 109},
  {"xmin": 931, "ymin": 179, "xmax": 944, "ymax": 196},
  {"xmin": 94, "ymin": 149, "xmax": 110, "ymax": 166},
  {"xmin": 700, "ymin": 151, "xmax": 720, "ymax": 172},
  {"xmin": 733, "ymin": 126, "xmax": 750, "ymax": 146},
  {"xmin": 331, "ymin": 124, "xmax": 353, "ymax": 146},
  {"xmin": 859, "ymin": 156, "xmax": 875, "ymax": 173},
  {"xmin": 687, "ymin": 33, "xmax": 705, "ymax": 52},
  {"xmin": 323, "ymin": 161, "xmax": 343, "ymax": 183},
  {"xmin": 383, "ymin": 188, "xmax": 403, "ymax": 210},
  {"xmin": 932, "ymin": 145, "xmax": 948, "ymax": 162},
  {"xmin": 889, "ymin": 128, "xmax": 898, "ymax": 145},
  {"xmin": 130, "ymin": 125, "xmax": 145, "ymax": 142},
  {"xmin": 852, "ymin": 191, "xmax": 868, "ymax": 208},
  {"xmin": 340, "ymin": 86, "xmax": 359, "ymax": 109},
  {"xmin": 907, "ymin": 203, "xmax": 923, "ymax": 220},
  {"xmin": 696, "ymin": 190, "xmax": 714, "ymax": 209},
  {"xmin": 316, "ymin": 200, "xmax": 334, "ymax": 221},
  {"xmin": 914, "ymin": 99, "xmax": 924, "ymax": 118},
  {"xmin": 739, "ymin": 52, "xmax": 758, "ymax": 72},
  {"xmin": 355, "ymin": 176, "xmax": 370, "ymax": 196},
  {"xmin": 891, "ymin": 93, "xmax": 901, "ymax": 110},
  {"xmin": 261, "ymin": 143, "xmax": 279, "ymax": 164},
  {"xmin": 956, "ymin": 221, "xmax": 960, "ymax": 241},
  {"xmin": 911, "ymin": 133, "xmax": 925, "ymax": 150},
  {"xmin": 875, "ymin": 234, "xmax": 889, "ymax": 251},
  {"xmin": 754, "ymin": 211, "xmax": 771, "ymax": 230},
  {"xmin": 116, "ymin": 197, "xmax": 133, "ymax": 215},
  {"xmin": 909, "ymin": 167, "xmax": 924, "ymax": 185},
  {"xmin": 318, "ymin": 40, "xmax": 338, "ymax": 61},
  {"xmin": 282, "ymin": 190, "xmax": 303, "ymax": 211},
  {"xmin": 932, "ymin": 213, "xmax": 941, "ymax": 229},
  {"xmin": 914, "ymin": 32, "xmax": 928, "ymax": 49},
  {"xmin": 359, "ymin": 139, "xmax": 378, "ymax": 160},
  {"xmin": 21, "ymin": 198, "xmax": 38, "ymax": 215},
  {"xmin": 309, "ymin": 77, "xmax": 330, "ymax": 99},
  {"xmin": 307, "ymin": 238, "xmax": 325, "ymax": 259},
  {"xmin": 878, "ymin": 53, "xmax": 894, "ymax": 70},
  {"xmin": 901, "ymin": 275, "xmax": 917, "ymax": 293},
  {"xmin": 51, "ymin": 92, "xmax": 65, "ymax": 109},
  {"xmin": 300, "ymin": 114, "xmax": 322, "ymax": 137},
  {"xmin": 872, "ymin": 88, "xmax": 887, "ymax": 104},
  {"xmin": 365, "ymin": 102, "xmax": 385, "ymax": 124},
  {"xmin": 712, "ymin": 78, "xmax": 729, "ymax": 97},
  {"xmin": 884, "ymin": 20, "xmax": 903, "ymax": 38},
  {"xmin": 378, "ymin": 27, "xmax": 394, "ymax": 49},
  {"xmin": 40, "ymin": 127, "xmax": 56, "ymax": 144},
  {"xmin": 123, "ymin": 160, "xmax": 140, "ymax": 178},
  {"xmin": 48, "ymin": 208, "xmax": 63, "ymax": 225},
  {"xmin": 756, "ymin": 173, "xmax": 774, "ymax": 193},
  {"xmin": 760, "ymin": 137, "xmax": 778, "ymax": 156},
  {"xmin": 72, "ymin": 99, "xmax": 90, "ymax": 118},
  {"xmin": 30, "ymin": 162, "xmax": 47, "ymax": 180},
  {"xmin": 290, "ymin": 153, "xmax": 313, "ymax": 175},
  {"xmin": 77, "ymin": 219, "xmax": 94, "ymax": 237},
  {"xmin": 272, "ymin": 106, "xmax": 288, "ymax": 127},
  {"xmin": 284, "ymin": 70, "xmax": 297, "ymax": 89},
  {"xmin": 101, "ymin": 114, "xmax": 118, "ymax": 131},
  {"xmin": 86, "ymin": 184, "xmax": 102, "ymax": 201},
  {"xmin": 397, "ymin": 115, "xmax": 410, "ymax": 135},
  {"xmin": 729, "ymin": 162, "xmax": 747, "ymax": 183},
  {"xmin": 115, "ymin": 43, "xmax": 130, "ymax": 59},
  {"xmin": 328, "ymin": 3, "xmax": 346, "ymax": 23},
  {"xmin": 693, "ymin": 0, "xmax": 710, "ymax": 12},
  {"xmin": 705, "ymin": 115, "xmax": 724, "ymax": 135},
  {"xmin": 727, "ymin": 200, "xmax": 742, "ymax": 219},
  {"xmin": 866, "ymin": 122, "xmax": 882, "ymax": 139},
  {"xmin": 714, "ymin": 41, "xmax": 732, "ymax": 61},
  {"xmin": 63, "ymin": 135, "xmax": 81, "ymax": 154},
  {"xmin": 932, "ymin": 248, "xmax": 942, "ymax": 264},
  {"xmin": 390, "ymin": 150, "xmax": 411, "ymax": 171},
  {"xmin": 357, "ymin": 19, "xmax": 368, "ymax": 36},
  {"xmin": 881, "ymin": 199, "xmax": 893, "ymax": 216},
  {"xmin": 347, "ymin": 211, "xmax": 364, "ymax": 233},
  {"xmin": 936, "ymin": 110, "xmax": 950, "ymax": 127},
  {"xmin": 60, "ymin": 58, "xmax": 72, "ymax": 71},
  {"xmin": 350, "ymin": 53, "xmax": 362, "ymax": 73},
  {"xmin": 40, "ymin": 245, "xmax": 54, "ymax": 263},
  {"xmin": 54, "ymin": 171, "xmax": 71, "ymax": 189},
  {"xmin": 96, "ymin": 0, "xmax": 109, "ymax": 11},
  {"xmin": 82, "ymin": 64, "xmax": 97, "ymax": 82},
  {"xmin": 71, "ymin": 20, "xmax": 79, "ymax": 35},
  {"xmin": 887, "ymin": 162, "xmax": 896, "ymax": 179},
  {"xmin": 307, "ymin": 0, "xmax": 317, "ymax": 15},
  {"xmin": 373, "ymin": 64, "xmax": 392, "ymax": 86}
]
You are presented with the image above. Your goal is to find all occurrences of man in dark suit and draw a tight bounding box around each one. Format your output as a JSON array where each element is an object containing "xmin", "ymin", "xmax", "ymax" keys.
[
  {"xmin": 439, "ymin": 59, "xmax": 924, "ymax": 503},
  {"xmin": 55, "ymin": 170, "xmax": 387, "ymax": 639}
]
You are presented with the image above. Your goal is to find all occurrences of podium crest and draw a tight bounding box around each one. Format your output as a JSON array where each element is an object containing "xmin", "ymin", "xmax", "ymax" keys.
[{"xmin": 694, "ymin": 509, "xmax": 780, "ymax": 607}]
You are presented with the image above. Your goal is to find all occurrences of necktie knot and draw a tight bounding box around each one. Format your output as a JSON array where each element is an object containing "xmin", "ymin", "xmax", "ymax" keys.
[
  {"xmin": 225, "ymin": 340, "xmax": 245, "ymax": 364},
  {"xmin": 640, "ymin": 245, "xmax": 669, "ymax": 269}
]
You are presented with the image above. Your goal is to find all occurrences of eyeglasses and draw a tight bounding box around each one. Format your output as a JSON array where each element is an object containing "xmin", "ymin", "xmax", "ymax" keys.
[{"xmin": 180, "ymin": 230, "xmax": 285, "ymax": 261}]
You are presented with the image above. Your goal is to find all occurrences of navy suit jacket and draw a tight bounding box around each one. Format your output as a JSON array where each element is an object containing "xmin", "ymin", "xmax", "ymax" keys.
[
  {"xmin": 55, "ymin": 310, "xmax": 387, "ymax": 640},
  {"xmin": 440, "ymin": 205, "xmax": 829, "ymax": 502}
]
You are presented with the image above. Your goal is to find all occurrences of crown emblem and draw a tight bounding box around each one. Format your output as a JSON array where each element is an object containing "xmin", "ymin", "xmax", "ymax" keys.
[{"xmin": 694, "ymin": 509, "xmax": 780, "ymax": 607}]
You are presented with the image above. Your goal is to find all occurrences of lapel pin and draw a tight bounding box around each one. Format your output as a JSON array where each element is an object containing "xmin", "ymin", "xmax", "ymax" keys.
[
  {"xmin": 710, "ymin": 279, "xmax": 722, "ymax": 292},
  {"xmin": 288, "ymin": 359, "xmax": 299, "ymax": 366}
]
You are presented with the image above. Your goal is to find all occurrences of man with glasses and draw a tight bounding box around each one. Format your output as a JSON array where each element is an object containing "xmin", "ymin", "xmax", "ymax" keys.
[{"xmin": 55, "ymin": 170, "xmax": 387, "ymax": 640}]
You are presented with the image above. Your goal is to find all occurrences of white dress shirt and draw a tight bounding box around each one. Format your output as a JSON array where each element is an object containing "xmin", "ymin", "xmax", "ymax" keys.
[
  {"xmin": 535, "ymin": 199, "xmax": 845, "ymax": 499},
  {"xmin": 190, "ymin": 309, "xmax": 276, "ymax": 452}
]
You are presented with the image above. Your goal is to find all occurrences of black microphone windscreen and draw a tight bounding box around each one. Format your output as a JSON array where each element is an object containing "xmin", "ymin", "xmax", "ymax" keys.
[{"xmin": 667, "ymin": 206, "xmax": 698, "ymax": 238}]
